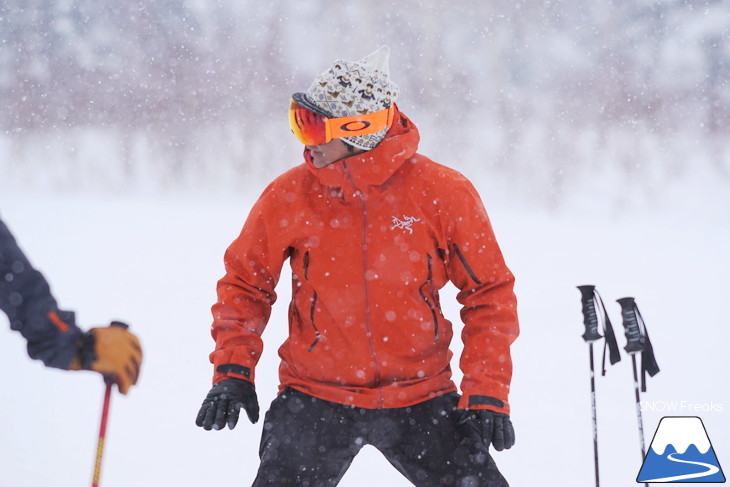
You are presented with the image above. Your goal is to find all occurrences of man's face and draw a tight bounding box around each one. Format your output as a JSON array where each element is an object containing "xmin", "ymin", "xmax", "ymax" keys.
[{"xmin": 307, "ymin": 139, "xmax": 361, "ymax": 168}]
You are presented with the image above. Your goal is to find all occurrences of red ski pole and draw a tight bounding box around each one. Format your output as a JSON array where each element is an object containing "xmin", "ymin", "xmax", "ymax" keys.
[
  {"xmin": 92, "ymin": 320, "xmax": 129, "ymax": 487},
  {"xmin": 92, "ymin": 382, "xmax": 113, "ymax": 487}
]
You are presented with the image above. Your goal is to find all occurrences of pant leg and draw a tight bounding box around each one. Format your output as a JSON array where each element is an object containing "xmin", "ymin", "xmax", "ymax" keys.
[
  {"xmin": 252, "ymin": 388, "xmax": 363, "ymax": 487},
  {"xmin": 372, "ymin": 393, "xmax": 509, "ymax": 487}
]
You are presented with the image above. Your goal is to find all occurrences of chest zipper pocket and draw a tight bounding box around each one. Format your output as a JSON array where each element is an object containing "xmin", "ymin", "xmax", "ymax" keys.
[
  {"xmin": 418, "ymin": 253, "xmax": 440, "ymax": 341},
  {"xmin": 303, "ymin": 251, "xmax": 321, "ymax": 351}
]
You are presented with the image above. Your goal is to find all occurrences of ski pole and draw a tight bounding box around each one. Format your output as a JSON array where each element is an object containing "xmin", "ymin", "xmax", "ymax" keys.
[
  {"xmin": 91, "ymin": 321, "xmax": 129, "ymax": 487},
  {"xmin": 617, "ymin": 298, "xmax": 659, "ymax": 487},
  {"xmin": 578, "ymin": 285, "xmax": 605, "ymax": 487},
  {"xmin": 93, "ymin": 383, "xmax": 113, "ymax": 487},
  {"xmin": 578, "ymin": 285, "xmax": 621, "ymax": 487}
]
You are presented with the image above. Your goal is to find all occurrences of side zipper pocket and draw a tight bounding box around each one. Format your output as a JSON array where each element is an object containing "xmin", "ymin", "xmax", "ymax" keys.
[
  {"xmin": 303, "ymin": 251, "xmax": 321, "ymax": 351},
  {"xmin": 418, "ymin": 253, "xmax": 440, "ymax": 341}
]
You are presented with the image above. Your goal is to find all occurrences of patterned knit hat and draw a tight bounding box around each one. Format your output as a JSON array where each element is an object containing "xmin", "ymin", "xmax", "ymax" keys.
[{"xmin": 293, "ymin": 46, "xmax": 400, "ymax": 150}]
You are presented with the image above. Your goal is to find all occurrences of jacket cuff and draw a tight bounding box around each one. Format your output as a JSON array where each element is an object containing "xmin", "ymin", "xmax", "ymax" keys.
[
  {"xmin": 213, "ymin": 363, "xmax": 254, "ymax": 385},
  {"xmin": 458, "ymin": 394, "xmax": 510, "ymax": 415},
  {"xmin": 29, "ymin": 310, "xmax": 83, "ymax": 370}
]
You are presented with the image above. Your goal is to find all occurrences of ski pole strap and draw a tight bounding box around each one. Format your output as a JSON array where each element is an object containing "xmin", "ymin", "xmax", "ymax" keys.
[
  {"xmin": 635, "ymin": 304, "xmax": 660, "ymax": 391},
  {"xmin": 595, "ymin": 291, "xmax": 621, "ymax": 375},
  {"xmin": 617, "ymin": 297, "xmax": 660, "ymax": 391},
  {"xmin": 578, "ymin": 285, "xmax": 621, "ymax": 375}
]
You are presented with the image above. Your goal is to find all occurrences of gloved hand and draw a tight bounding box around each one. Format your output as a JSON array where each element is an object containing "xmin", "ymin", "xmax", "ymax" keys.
[
  {"xmin": 70, "ymin": 322, "xmax": 143, "ymax": 395},
  {"xmin": 459, "ymin": 409, "xmax": 516, "ymax": 451},
  {"xmin": 195, "ymin": 378, "xmax": 259, "ymax": 430}
]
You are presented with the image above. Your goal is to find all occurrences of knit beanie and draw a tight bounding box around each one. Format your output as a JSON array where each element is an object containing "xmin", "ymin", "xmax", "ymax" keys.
[{"xmin": 293, "ymin": 46, "xmax": 400, "ymax": 151}]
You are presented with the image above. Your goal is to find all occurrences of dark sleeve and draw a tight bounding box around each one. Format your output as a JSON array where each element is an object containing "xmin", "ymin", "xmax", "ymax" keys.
[{"xmin": 0, "ymin": 217, "xmax": 83, "ymax": 369}]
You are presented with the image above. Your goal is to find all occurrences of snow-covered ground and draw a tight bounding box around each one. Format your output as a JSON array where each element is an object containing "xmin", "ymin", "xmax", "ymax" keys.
[{"xmin": 1, "ymin": 165, "xmax": 728, "ymax": 486}]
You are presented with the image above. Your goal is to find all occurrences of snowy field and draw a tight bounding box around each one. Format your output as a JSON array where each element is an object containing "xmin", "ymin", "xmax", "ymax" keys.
[{"xmin": 1, "ymin": 165, "xmax": 728, "ymax": 487}]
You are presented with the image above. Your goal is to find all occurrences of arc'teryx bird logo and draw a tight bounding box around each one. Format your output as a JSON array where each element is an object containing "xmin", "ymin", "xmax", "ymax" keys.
[{"xmin": 391, "ymin": 215, "xmax": 421, "ymax": 234}]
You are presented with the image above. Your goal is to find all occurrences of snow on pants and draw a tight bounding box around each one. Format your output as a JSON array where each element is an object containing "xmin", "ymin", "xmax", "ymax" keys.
[{"xmin": 251, "ymin": 388, "xmax": 509, "ymax": 487}]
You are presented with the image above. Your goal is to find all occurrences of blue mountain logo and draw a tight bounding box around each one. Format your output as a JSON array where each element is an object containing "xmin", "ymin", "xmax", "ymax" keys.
[{"xmin": 637, "ymin": 416, "xmax": 725, "ymax": 483}]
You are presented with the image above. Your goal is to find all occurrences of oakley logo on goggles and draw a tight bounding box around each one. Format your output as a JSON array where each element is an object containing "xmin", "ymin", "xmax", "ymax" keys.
[{"xmin": 289, "ymin": 99, "xmax": 395, "ymax": 146}]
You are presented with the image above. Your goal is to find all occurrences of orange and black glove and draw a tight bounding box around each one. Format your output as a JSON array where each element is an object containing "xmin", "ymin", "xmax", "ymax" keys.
[{"xmin": 70, "ymin": 322, "xmax": 143, "ymax": 394}]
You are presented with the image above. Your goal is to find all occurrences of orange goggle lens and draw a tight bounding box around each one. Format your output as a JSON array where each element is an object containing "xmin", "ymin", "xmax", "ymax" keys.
[
  {"xmin": 289, "ymin": 100, "xmax": 329, "ymax": 145},
  {"xmin": 288, "ymin": 100, "xmax": 394, "ymax": 146}
]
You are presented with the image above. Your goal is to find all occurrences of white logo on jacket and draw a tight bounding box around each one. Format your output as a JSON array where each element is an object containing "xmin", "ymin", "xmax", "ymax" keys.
[{"xmin": 391, "ymin": 216, "xmax": 421, "ymax": 234}]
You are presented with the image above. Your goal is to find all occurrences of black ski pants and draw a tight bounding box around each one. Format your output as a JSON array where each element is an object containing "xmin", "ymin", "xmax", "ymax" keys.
[{"xmin": 251, "ymin": 388, "xmax": 508, "ymax": 487}]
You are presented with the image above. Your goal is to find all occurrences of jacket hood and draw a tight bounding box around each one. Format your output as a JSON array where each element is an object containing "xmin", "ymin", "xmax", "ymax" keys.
[{"xmin": 303, "ymin": 108, "xmax": 420, "ymax": 190}]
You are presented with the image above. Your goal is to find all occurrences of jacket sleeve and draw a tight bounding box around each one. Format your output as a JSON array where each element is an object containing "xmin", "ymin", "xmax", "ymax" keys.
[
  {"xmin": 209, "ymin": 186, "xmax": 290, "ymax": 386},
  {"xmin": 442, "ymin": 177, "xmax": 519, "ymax": 415},
  {"xmin": 0, "ymin": 217, "xmax": 82, "ymax": 369}
]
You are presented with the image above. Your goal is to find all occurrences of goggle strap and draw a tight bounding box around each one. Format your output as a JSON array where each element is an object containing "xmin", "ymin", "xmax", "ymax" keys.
[{"xmin": 328, "ymin": 105, "xmax": 394, "ymax": 139}]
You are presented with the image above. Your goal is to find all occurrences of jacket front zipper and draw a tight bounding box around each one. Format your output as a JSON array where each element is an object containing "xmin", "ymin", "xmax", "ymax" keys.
[{"xmin": 343, "ymin": 163, "xmax": 384, "ymax": 407}]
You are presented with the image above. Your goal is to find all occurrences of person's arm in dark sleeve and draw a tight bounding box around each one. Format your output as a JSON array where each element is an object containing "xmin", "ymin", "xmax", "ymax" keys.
[{"xmin": 0, "ymin": 217, "xmax": 83, "ymax": 369}]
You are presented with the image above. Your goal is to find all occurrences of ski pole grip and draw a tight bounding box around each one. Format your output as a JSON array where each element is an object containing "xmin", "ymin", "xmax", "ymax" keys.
[
  {"xmin": 100, "ymin": 321, "xmax": 131, "ymax": 386},
  {"xmin": 578, "ymin": 285, "xmax": 602, "ymax": 342},
  {"xmin": 617, "ymin": 297, "xmax": 645, "ymax": 354}
]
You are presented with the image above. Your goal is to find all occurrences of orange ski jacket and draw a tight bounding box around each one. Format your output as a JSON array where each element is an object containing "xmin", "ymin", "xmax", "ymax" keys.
[{"xmin": 209, "ymin": 110, "xmax": 519, "ymax": 414}]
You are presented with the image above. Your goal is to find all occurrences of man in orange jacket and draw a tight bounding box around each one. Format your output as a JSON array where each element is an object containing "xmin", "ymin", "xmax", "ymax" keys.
[{"xmin": 196, "ymin": 46, "xmax": 519, "ymax": 487}]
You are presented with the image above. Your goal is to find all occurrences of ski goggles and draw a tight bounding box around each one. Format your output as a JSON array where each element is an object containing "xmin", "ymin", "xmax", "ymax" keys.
[{"xmin": 288, "ymin": 99, "xmax": 395, "ymax": 146}]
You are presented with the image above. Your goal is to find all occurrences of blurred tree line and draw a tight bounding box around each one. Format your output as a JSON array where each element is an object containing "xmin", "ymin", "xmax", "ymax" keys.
[{"xmin": 0, "ymin": 1, "xmax": 728, "ymax": 200}]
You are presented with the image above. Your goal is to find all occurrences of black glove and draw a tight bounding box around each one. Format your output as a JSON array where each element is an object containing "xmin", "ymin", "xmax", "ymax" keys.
[
  {"xmin": 195, "ymin": 378, "xmax": 259, "ymax": 430},
  {"xmin": 459, "ymin": 409, "xmax": 515, "ymax": 451}
]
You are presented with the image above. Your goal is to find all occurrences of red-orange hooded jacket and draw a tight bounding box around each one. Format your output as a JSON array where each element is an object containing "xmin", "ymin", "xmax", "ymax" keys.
[{"xmin": 209, "ymin": 110, "xmax": 519, "ymax": 414}]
